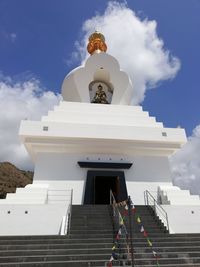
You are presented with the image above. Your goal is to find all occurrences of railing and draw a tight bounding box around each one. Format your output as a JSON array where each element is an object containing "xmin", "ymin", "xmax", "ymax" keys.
[
  {"xmin": 110, "ymin": 191, "xmax": 134, "ymax": 266},
  {"xmin": 144, "ymin": 190, "xmax": 169, "ymax": 232},
  {"xmin": 67, "ymin": 189, "xmax": 73, "ymax": 234},
  {"xmin": 60, "ymin": 189, "xmax": 73, "ymax": 235}
]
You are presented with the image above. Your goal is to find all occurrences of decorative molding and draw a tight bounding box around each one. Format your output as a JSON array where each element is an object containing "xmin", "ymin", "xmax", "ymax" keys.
[{"xmin": 78, "ymin": 161, "xmax": 132, "ymax": 169}]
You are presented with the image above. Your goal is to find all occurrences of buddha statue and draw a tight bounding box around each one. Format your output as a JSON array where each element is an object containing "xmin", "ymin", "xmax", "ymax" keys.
[{"xmin": 92, "ymin": 84, "xmax": 109, "ymax": 104}]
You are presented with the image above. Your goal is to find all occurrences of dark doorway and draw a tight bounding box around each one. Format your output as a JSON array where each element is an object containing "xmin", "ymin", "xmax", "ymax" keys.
[
  {"xmin": 84, "ymin": 171, "xmax": 128, "ymax": 204},
  {"xmin": 94, "ymin": 176, "xmax": 118, "ymax": 204}
]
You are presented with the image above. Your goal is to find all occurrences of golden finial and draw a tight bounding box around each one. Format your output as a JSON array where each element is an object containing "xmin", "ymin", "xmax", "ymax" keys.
[{"xmin": 87, "ymin": 31, "xmax": 107, "ymax": 55}]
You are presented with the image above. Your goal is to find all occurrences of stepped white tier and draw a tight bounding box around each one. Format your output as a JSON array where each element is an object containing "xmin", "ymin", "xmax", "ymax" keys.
[{"xmin": 0, "ymin": 33, "xmax": 199, "ymax": 235}]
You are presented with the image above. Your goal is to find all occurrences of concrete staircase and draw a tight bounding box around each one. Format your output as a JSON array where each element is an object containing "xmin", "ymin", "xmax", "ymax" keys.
[{"xmin": 0, "ymin": 205, "xmax": 200, "ymax": 266}]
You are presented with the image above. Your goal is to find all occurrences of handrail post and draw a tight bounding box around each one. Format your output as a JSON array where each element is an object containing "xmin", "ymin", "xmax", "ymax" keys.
[
  {"xmin": 67, "ymin": 189, "xmax": 73, "ymax": 235},
  {"xmin": 128, "ymin": 196, "xmax": 134, "ymax": 267},
  {"xmin": 154, "ymin": 198, "xmax": 156, "ymax": 215},
  {"xmin": 166, "ymin": 213, "xmax": 169, "ymax": 232},
  {"xmin": 146, "ymin": 191, "xmax": 149, "ymax": 206}
]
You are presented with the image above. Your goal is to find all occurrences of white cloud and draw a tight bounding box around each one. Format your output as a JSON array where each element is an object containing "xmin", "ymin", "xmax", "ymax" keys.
[
  {"xmin": 0, "ymin": 75, "xmax": 61, "ymax": 170},
  {"xmin": 170, "ymin": 125, "xmax": 200, "ymax": 195},
  {"xmin": 74, "ymin": 1, "xmax": 180, "ymax": 104}
]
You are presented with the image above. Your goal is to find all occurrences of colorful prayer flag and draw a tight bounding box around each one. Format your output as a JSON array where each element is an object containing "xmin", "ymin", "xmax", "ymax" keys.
[
  {"xmin": 107, "ymin": 262, "xmax": 112, "ymax": 267},
  {"xmin": 123, "ymin": 210, "xmax": 128, "ymax": 216},
  {"xmin": 147, "ymin": 238, "xmax": 152, "ymax": 247},
  {"xmin": 112, "ymin": 252, "xmax": 118, "ymax": 259},
  {"xmin": 112, "ymin": 245, "xmax": 116, "ymax": 250},
  {"xmin": 120, "ymin": 217, "xmax": 124, "ymax": 225},
  {"xmin": 140, "ymin": 226, "xmax": 144, "ymax": 232},
  {"xmin": 143, "ymin": 230, "xmax": 148, "ymax": 237},
  {"xmin": 131, "ymin": 207, "xmax": 136, "ymax": 213},
  {"xmin": 109, "ymin": 256, "xmax": 114, "ymax": 262},
  {"xmin": 137, "ymin": 216, "xmax": 141, "ymax": 223},
  {"xmin": 153, "ymin": 250, "xmax": 157, "ymax": 257}
]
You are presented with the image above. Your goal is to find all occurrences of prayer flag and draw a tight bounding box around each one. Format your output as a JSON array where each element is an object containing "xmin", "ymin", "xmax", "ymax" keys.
[
  {"xmin": 120, "ymin": 217, "xmax": 124, "ymax": 225},
  {"xmin": 143, "ymin": 230, "xmax": 148, "ymax": 237},
  {"xmin": 140, "ymin": 226, "xmax": 144, "ymax": 232},
  {"xmin": 112, "ymin": 245, "xmax": 116, "ymax": 250},
  {"xmin": 147, "ymin": 238, "xmax": 152, "ymax": 247},
  {"xmin": 109, "ymin": 255, "xmax": 114, "ymax": 263},
  {"xmin": 131, "ymin": 207, "xmax": 136, "ymax": 213},
  {"xmin": 137, "ymin": 216, "xmax": 141, "ymax": 223},
  {"xmin": 123, "ymin": 210, "xmax": 128, "ymax": 216},
  {"xmin": 107, "ymin": 262, "xmax": 112, "ymax": 267},
  {"xmin": 153, "ymin": 250, "xmax": 157, "ymax": 257},
  {"xmin": 112, "ymin": 252, "xmax": 118, "ymax": 259}
]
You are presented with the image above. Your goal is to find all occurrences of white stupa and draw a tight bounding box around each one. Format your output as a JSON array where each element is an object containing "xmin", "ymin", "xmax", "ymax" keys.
[{"xmin": 0, "ymin": 32, "xmax": 199, "ymax": 235}]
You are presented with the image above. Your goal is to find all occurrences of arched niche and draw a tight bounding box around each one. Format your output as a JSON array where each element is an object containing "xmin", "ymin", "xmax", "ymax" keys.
[{"xmin": 89, "ymin": 68, "xmax": 114, "ymax": 104}]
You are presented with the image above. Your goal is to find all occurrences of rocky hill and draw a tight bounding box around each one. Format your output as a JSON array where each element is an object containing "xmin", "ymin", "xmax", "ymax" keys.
[{"xmin": 0, "ymin": 162, "xmax": 33, "ymax": 199}]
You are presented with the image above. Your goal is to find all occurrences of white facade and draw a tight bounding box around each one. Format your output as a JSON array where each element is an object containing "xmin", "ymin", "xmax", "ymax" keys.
[{"xmin": 0, "ymin": 48, "xmax": 199, "ymax": 235}]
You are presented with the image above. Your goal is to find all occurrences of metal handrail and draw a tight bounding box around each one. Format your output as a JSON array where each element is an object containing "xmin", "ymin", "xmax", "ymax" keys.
[
  {"xmin": 110, "ymin": 190, "xmax": 133, "ymax": 266},
  {"xmin": 60, "ymin": 189, "xmax": 73, "ymax": 235},
  {"xmin": 144, "ymin": 190, "xmax": 169, "ymax": 231},
  {"xmin": 67, "ymin": 189, "xmax": 73, "ymax": 235}
]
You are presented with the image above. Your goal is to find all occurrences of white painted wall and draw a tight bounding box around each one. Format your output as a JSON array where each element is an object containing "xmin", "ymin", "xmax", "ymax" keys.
[
  {"xmin": 127, "ymin": 181, "xmax": 172, "ymax": 204},
  {"xmin": 19, "ymin": 102, "xmax": 187, "ymax": 163},
  {"xmin": 0, "ymin": 204, "xmax": 67, "ymax": 236},
  {"xmin": 124, "ymin": 156, "xmax": 171, "ymax": 182},
  {"xmin": 163, "ymin": 205, "xmax": 200, "ymax": 233},
  {"xmin": 34, "ymin": 153, "xmax": 171, "ymax": 183},
  {"xmin": 158, "ymin": 185, "xmax": 200, "ymax": 205},
  {"xmin": 33, "ymin": 152, "xmax": 172, "ymax": 206}
]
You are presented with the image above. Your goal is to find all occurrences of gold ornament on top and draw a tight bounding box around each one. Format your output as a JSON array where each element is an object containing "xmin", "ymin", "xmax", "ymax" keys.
[{"xmin": 87, "ymin": 31, "xmax": 107, "ymax": 55}]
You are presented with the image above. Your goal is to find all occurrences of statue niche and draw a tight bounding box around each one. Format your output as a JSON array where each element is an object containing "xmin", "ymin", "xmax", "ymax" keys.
[
  {"xmin": 92, "ymin": 84, "xmax": 108, "ymax": 104},
  {"xmin": 89, "ymin": 81, "xmax": 113, "ymax": 104}
]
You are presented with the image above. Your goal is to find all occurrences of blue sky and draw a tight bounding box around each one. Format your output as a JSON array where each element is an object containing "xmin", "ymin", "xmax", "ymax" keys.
[{"xmin": 0, "ymin": 0, "xmax": 200, "ymax": 136}]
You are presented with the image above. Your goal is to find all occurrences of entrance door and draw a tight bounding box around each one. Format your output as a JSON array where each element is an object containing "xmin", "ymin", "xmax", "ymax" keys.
[
  {"xmin": 84, "ymin": 170, "xmax": 128, "ymax": 204},
  {"xmin": 94, "ymin": 176, "xmax": 118, "ymax": 204}
]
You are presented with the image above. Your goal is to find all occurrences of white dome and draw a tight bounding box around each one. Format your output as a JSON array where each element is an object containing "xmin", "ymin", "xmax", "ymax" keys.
[{"xmin": 61, "ymin": 52, "xmax": 133, "ymax": 105}]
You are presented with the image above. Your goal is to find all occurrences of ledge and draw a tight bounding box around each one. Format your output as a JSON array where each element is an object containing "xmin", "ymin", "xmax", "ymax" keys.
[{"xmin": 77, "ymin": 161, "xmax": 132, "ymax": 169}]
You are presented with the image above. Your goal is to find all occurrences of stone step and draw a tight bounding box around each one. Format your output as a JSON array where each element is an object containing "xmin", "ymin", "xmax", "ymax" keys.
[
  {"xmin": 1, "ymin": 263, "xmax": 200, "ymax": 267},
  {"xmin": 0, "ymin": 262, "xmax": 200, "ymax": 267},
  {"xmin": 70, "ymin": 220, "xmax": 161, "ymax": 226},
  {"xmin": 1, "ymin": 248, "xmax": 200, "ymax": 259},
  {"xmin": 4, "ymin": 235, "xmax": 200, "ymax": 245},
  {"xmin": 0, "ymin": 204, "xmax": 199, "ymax": 266},
  {"xmin": 0, "ymin": 254, "xmax": 200, "ymax": 265},
  {"xmin": 2, "ymin": 242, "xmax": 200, "ymax": 252},
  {"xmin": 6, "ymin": 232, "xmax": 200, "ymax": 241},
  {"xmin": 3, "ymin": 234, "xmax": 200, "ymax": 243}
]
